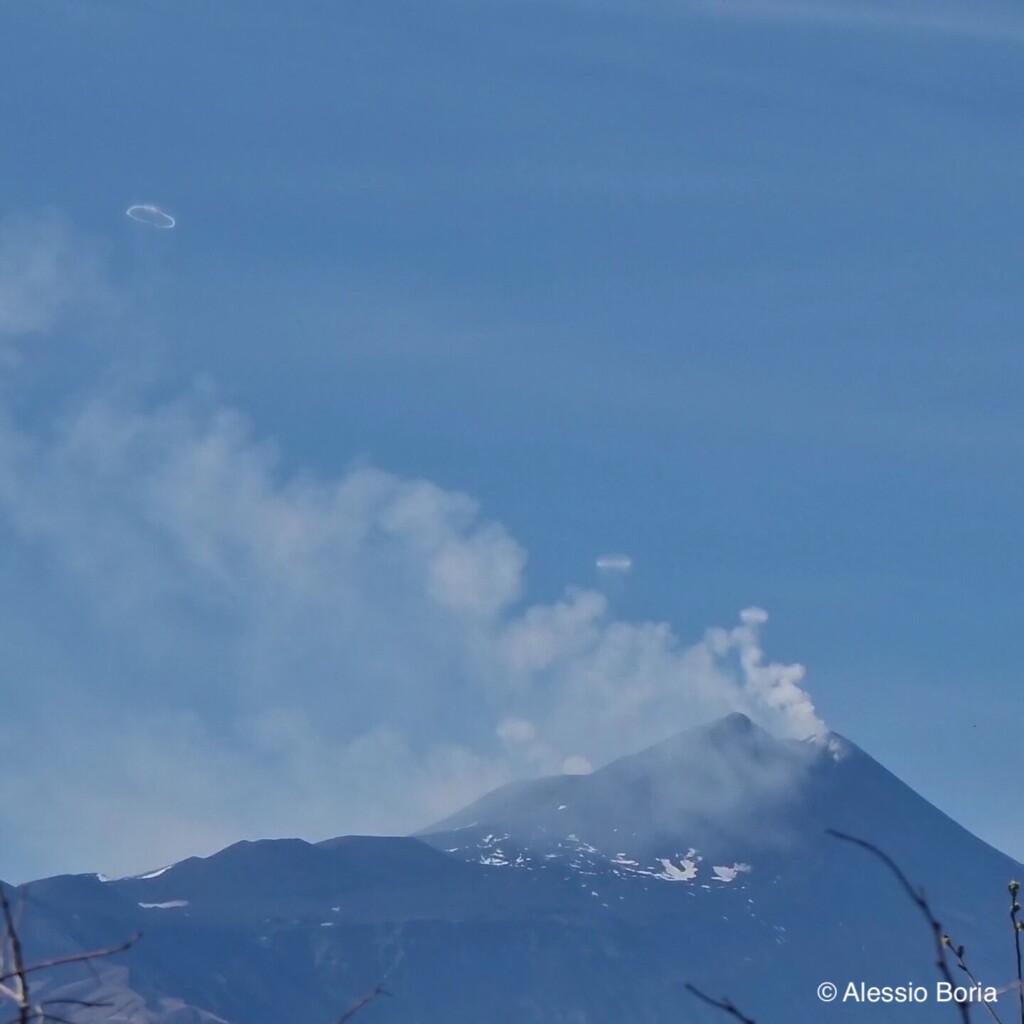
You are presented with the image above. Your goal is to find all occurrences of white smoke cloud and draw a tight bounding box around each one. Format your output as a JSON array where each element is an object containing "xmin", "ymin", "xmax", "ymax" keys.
[
  {"xmin": 0, "ymin": 215, "xmax": 826, "ymax": 881},
  {"xmin": 0, "ymin": 384, "xmax": 826, "ymax": 879},
  {"xmin": 595, "ymin": 553, "xmax": 633, "ymax": 573},
  {"xmin": 560, "ymin": 755, "xmax": 593, "ymax": 775}
]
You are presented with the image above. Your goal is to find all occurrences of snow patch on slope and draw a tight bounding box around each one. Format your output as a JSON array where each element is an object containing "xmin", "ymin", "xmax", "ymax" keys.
[
  {"xmin": 136, "ymin": 865, "xmax": 173, "ymax": 880},
  {"xmin": 712, "ymin": 863, "xmax": 752, "ymax": 883},
  {"xmin": 446, "ymin": 831, "xmax": 750, "ymax": 887}
]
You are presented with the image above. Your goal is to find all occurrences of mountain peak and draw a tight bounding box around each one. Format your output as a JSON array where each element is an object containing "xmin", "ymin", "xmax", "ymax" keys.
[
  {"xmin": 15, "ymin": 714, "xmax": 1024, "ymax": 1024},
  {"xmin": 422, "ymin": 711, "xmax": 822, "ymax": 872},
  {"xmin": 592, "ymin": 710, "xmax": 799, "ymax": 786},
  {"xmin": 713, "ymin": 710, "xmax": 754, "ymax": 732}
]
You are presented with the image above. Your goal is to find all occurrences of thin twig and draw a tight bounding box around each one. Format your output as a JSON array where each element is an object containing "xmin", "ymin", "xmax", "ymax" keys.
[
  {"xmin": 37, "ymin": 999, "xmax": 114, "ymax": 1010},
  {"xmin": 0, "ymin": 889, "xmax": 29, "ymax": 1024},
  {"xmin": 944, "ymin": 935, "xmax": 1003, "ymax": 1024},
  {"xmin": 0, "ymin": 885, "xmax": 140, "ymax": 1024},
  {"xmin": 336, "ymin": 982, "xmax": 390, "ymax": 1023},
  {"xmin": 1009, "ymin": 882, "xmax": 1024, "ymax": 1024},
  {"xmin": 0, "ymin": 936, "xmax": 140, "ymax": 987},
  {"xmin": 827, "ymin": 830, "xmax": 971, "ymax": 1024},
  {"xmin": 684, "ymin": 983, "xmax": 756, "ymax": 1023}
]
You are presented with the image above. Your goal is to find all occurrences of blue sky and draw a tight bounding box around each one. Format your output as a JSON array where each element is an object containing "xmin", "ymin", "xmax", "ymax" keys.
[{"xmin": 1, "ymin": 0, "xmax": 1023, "ymax": 882}]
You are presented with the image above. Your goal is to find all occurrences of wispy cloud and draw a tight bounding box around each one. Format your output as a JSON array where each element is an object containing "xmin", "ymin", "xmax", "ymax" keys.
[{"xmin": 0, "ymin": 213, "xmax": 109, "ymax": 343}]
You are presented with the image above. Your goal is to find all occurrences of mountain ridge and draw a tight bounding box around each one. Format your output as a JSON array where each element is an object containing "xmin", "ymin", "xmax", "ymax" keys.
[{"xmin": 5, "ymin": 714, "xmax": 1021, "ymax": 1023}]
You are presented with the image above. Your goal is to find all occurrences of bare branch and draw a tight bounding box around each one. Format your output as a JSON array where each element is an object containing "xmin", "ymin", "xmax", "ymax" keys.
[
  {"xmin": 1009, "ymin": 881, "xmax": 1024, "ymax": 1024},
  {"xmin": 827, "ymin": 829, "xmax": 971, "ymax": 1024},
  {"xmin": 0, "ymin": 885, "xmax": 139, "ymax": 1024},
  {"xmin": 0, "ymin": 936, "xmax": 140, "ymax": 988},
  {"xmin": 944, "ymin": 936, "xmax": 1003, "ymax": 1024},
  {"xmin": 684, "ymin": 982, "xmax": 756, "ymax": 1024},
  {"xmin": 36, "ymin": 999, "xmax": 114, "ymax": 1010},
  {"xmin": 1, "ymin": 888, "xmax": 30, "ymax": 1024},
  {"xmin": 336, "ymin": 982, "xmax": 389, "ymax": 1023}
]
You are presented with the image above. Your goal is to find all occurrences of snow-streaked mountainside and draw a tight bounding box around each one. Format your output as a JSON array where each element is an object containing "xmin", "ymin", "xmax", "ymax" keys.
[{"xmin": 6, "ymin": 715, "xmax": 1022, "ymax": 1023}]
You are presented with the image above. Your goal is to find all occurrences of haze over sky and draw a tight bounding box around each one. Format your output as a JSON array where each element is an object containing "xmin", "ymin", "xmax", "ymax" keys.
[{"xmin": 1, "ymin": 0, "xmax": 1022, "ymax": 882}]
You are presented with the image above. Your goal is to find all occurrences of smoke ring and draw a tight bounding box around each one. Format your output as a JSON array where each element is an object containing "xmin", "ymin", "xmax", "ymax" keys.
[{"xmin": 126, "ymin": 204, "xmax": 176, "ymax": 229}]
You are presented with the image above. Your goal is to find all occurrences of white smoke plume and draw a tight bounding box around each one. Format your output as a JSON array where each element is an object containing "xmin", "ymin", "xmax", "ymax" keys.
[
  {"xmin": 0, "ymin": 213, "xmax": 826, "ymax": 881},
  {"xmin": 0, "ymin": 384, "xmax": 826, "ymax": 879}
]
